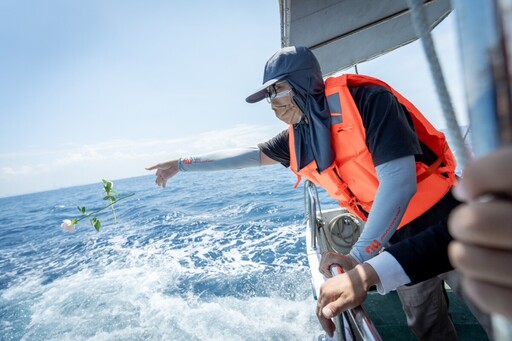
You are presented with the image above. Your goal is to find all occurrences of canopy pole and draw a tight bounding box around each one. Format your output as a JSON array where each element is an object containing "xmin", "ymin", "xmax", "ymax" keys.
[{"xmin": 405, "ymin": 0, "xmax": 469, "ymax": 170}]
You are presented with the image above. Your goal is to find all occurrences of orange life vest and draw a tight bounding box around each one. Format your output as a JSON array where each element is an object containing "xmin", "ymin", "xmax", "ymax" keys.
[{"xmin": 289, "ymin": 74, "xmax": 457, "ymax": 229}]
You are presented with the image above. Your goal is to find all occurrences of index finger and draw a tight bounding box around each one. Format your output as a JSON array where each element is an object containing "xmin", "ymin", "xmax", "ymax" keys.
[
  {"xmin": 316, "ymin": 301, "xmax": 335, "ymax": 337},
  {"xmin": 318, "ymin": 314, "xmax": 335, "ymax": 338},
  {"xmin": 459, "ymin": 147, "xmax": 512, "ymax": 200},
  {"xmin": 145, "ymin": 164, "xmax": 160, "ymax": 171}
]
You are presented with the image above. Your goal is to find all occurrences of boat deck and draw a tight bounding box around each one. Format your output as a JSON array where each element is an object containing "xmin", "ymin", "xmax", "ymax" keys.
[{"xmin": 364, "ymin": 289, "xmax": 488, "ymax": 340}]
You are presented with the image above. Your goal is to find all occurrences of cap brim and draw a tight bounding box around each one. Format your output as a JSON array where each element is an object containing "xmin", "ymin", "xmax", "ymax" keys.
[{"xmin": 245, "ymin": 78, "xmax": 282, "ymax": 103}]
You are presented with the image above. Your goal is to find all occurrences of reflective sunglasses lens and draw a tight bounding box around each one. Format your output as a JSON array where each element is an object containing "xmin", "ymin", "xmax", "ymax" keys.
[{"xmin": 271, "ymin": 90, "xmax": 293, "ymax": 106}]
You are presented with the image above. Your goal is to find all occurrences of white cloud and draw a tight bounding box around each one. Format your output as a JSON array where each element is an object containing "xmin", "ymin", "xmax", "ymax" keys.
[
  {"xmin": 0, "ymin": 124, "xmax": 282, "ymax": 197},
  {"xmin": 1, "ymin": 165, "xmax": 34, "ymax": 176}
]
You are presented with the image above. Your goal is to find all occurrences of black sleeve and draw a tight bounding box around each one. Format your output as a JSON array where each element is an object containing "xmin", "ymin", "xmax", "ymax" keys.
[
  {"xmin": 258, "ymin": 129, "xmax": 291, "ymax": 167},
  {"xmin": 385, "ymin": 221, "xmax": 454, "ymax": 284},
  {"xmin": 352, "ymin": 86, "xmax": 422, "ymax": 166}
]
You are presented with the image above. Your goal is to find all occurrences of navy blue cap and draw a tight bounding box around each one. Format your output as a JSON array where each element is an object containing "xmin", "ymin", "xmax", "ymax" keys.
[{"xmin": 245, "ymin": 46, "xmax": 321, "ymax": 103}]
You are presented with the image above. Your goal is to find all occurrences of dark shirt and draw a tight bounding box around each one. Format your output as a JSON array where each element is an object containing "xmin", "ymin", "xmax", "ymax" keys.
[
  {"xmin": 258, "ymin": 85, "xmax": 426, "ymax": 168},
  {"xmin": 386, "ymin": 191, "xmax": 460, "ymax": 284}
]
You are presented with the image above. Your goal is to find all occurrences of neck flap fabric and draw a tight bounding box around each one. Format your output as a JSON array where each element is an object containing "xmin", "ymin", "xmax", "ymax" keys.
[{"xmin": 274, "ymin": 47, "xmax": 334, "ymax": 173}]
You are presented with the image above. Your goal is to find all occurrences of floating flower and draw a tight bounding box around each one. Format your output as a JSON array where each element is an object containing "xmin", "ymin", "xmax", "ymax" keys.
[
  {"xmin": 60, "ymin": 179, "xmax": 134, "ymax": 232},
  {"xmin": 61, "ymin": 219, "xmax": 76, "ymax": 232}
]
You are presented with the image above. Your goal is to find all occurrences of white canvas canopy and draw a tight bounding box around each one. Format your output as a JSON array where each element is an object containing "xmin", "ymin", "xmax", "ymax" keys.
[{"xmin": 279, "ymin": 0, "xmax": 451, "ymax": 75}]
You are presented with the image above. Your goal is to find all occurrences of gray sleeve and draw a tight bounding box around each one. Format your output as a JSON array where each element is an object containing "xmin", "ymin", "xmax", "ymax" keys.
[
  {"xmin": 178, "ymin": 147, "xmax": 261, "ymax": 172},
  {"xmin": 350, "ymin": 155, "xmax": 417, "ymax": 263}
]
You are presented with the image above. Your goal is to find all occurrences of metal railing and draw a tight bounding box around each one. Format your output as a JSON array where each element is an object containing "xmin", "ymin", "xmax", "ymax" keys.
[{"xmin": 304, "ymin": 180, "xmax": 382, "ymax": 341}]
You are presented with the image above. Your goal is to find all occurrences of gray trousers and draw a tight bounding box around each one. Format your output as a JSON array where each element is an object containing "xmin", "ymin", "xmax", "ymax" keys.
[{"xmin": 396, "ymin": 270, "xmax": 493, "ymax": 341}]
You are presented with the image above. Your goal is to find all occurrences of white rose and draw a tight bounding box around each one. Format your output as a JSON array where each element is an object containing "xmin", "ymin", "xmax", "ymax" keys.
[{"xmin": 61, "ymin": 219, "xmax": 76, "ymax": 232}]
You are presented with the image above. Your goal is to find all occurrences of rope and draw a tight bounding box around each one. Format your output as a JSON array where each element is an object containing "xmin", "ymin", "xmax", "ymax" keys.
[
  {"xmin": 406, "ymin": 0, "xmax": 470, "ymax": 170},
  {"xmin": 323, "ymin": 212, "xmax": 362, "ymax": 254}
]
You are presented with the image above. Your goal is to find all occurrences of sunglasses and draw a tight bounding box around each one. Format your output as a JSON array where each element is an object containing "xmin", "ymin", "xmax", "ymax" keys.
[{"xmin": 266, "ymin": 82, "xmax": 294, "ymax": 104}]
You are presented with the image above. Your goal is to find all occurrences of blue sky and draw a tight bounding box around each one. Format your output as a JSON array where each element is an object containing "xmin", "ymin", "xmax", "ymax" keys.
[{"xmin": 0, "ymin": 2, "xmax": 466, "ymax": 198}]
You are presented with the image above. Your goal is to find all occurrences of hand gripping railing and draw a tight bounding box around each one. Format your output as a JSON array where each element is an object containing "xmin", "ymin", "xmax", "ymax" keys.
[
  {"xmin": 330, "ymin": 265, "xmax": 383, "ymax": 341},
  {"xmin": 304, "ymin": 180, "xmax": 382, "ymax": 341}
]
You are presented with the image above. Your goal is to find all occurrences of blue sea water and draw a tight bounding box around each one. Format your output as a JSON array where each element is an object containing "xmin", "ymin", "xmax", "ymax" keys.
[{"xmin": 0, "ymin": 165, "xmax": 337, "ymax": 341}]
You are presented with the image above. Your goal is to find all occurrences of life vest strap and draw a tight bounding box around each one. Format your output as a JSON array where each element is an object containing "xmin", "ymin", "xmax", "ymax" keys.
[
  {"xmin": 334, "ymin": 182, "xmax": 349, "ymax": 196},
  {"xmin": 293, "ymin": 174, "xmax": 302, "ymax": 189},
  {"xmin": 416, "ymin": 144, "xmax": 449, "ymax": 183},
  {"xmin": 340, "ymin": 197, "xmax": 371, "ymax": 219}
]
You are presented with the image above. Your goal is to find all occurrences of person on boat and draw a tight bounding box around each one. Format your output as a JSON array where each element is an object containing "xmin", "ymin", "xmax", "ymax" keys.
[
  {"xmin": 317, "ymin": 147, "xmax": 512, "ymax": 337},
  {"xmin": 146, "ymin": 46, "xmax": 490, "ymax": 340}
]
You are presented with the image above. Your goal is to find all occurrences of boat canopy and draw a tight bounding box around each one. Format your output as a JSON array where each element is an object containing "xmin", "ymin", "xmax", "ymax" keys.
[{"xmin": 279, "ymin": 0, "xmax": 452, "ymax": 75}]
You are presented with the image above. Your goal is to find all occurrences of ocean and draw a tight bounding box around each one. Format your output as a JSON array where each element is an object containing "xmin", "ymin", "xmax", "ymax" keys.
[{"xmin": 0, "ymin": 165, "xmax": 338, "ymax": 341}]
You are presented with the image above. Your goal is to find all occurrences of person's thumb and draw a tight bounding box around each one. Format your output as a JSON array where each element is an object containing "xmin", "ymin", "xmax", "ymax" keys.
[{"xmin": 322, "ymin": 300, "xmax": 342, "ymax": 319}]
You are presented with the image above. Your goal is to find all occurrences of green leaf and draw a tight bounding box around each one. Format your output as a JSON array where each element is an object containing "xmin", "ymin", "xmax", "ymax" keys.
[
  {"xmin": 104, "ymin": 195, "xmax": 117, "ymax": 202},
  {"xmin": 77, "ymin": 206, "xmax": 86, "ymax": 214},
  {"xmin": 102, "ymin": 195, "xmax": 116, "ymax": 203},
  {"xmin": 91, "ymin": 217, "xmax": 101, "ymax": 232},
  {"xmin": 102, "ymin": 179, "xmax": 113, "ymax": 194}
]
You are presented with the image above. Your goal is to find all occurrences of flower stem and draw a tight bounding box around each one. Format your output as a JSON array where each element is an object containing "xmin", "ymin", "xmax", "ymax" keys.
[
  {"xmin": 111, "ymin": 205, "xmax": 117, "ymax": 224},
  {"xmin": 74, "ymin": 193, "xmax": 134, "ymax": 223}
]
